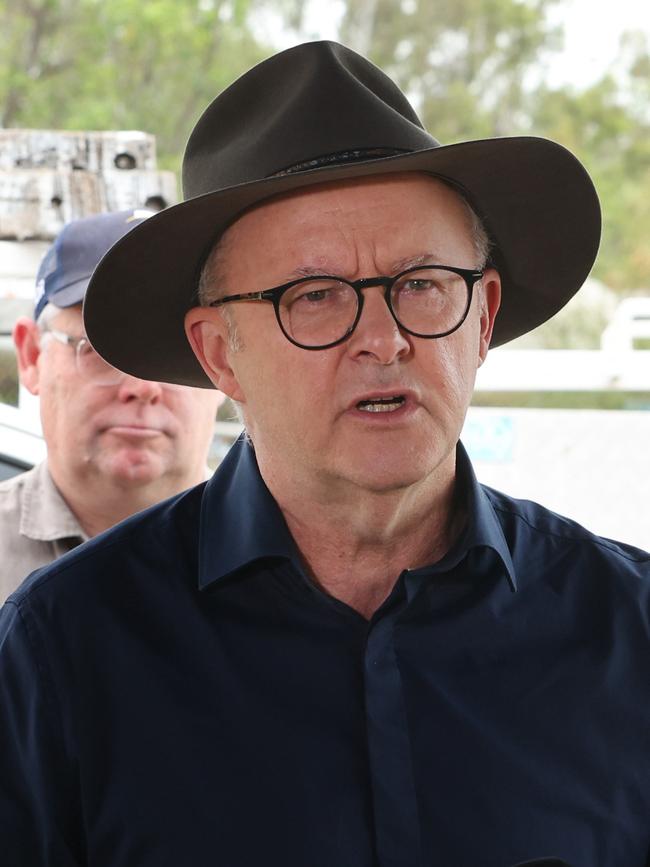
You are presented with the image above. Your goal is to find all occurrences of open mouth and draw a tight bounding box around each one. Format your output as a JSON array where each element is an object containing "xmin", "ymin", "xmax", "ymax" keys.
[{"xmin": 356, "ymin": 395, "xmax": 406, "ymax": 413}]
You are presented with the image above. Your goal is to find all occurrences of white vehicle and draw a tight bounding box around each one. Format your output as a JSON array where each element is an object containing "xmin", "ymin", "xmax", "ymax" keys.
[{"xmin": 0, "ymin": 401, "xmax": 45, "ymax": 481}]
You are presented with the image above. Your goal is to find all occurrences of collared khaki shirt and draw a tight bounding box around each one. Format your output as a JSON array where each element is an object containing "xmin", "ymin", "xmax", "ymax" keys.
[{"xmin": 0, "ymin": 462, "xmax": 87, "ymax": 601}]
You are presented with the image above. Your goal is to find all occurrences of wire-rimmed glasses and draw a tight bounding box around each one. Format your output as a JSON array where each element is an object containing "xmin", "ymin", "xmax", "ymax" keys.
[
  {"xmin": 41, "ymin": 328, "xmax": 126, "ymax": 386},
  {"xmin": 208, "ymin": 265, "xmax": 483, "ymax": 350}
]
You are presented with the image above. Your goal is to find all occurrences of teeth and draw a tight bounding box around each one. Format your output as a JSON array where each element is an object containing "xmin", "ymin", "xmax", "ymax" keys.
[
  {"xmin": 357, "ymin": 396, "xmax": 405, "ymax": 413},
  {"xmin": 360, "ymin": 403, "xmax": 401, "ymax": 412}
]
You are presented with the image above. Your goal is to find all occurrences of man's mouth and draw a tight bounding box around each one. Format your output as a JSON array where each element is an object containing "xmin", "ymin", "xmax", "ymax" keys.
[
  {"xmin": 356, "ymin": 395, "xmax": 406, "ymax": 413},
  {"xmin": 105, "ymin": 424, "xmax": 164, "ymax": 438}
]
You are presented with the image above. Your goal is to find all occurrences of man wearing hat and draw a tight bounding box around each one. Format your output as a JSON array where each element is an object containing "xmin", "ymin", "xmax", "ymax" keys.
[
  {"xmin": 0, "ymin": 210, "xmax": 222, "ymax": 599},
  {"xmin": 1, "ymin": 43, "xmax": 648, "ymax": 867}
]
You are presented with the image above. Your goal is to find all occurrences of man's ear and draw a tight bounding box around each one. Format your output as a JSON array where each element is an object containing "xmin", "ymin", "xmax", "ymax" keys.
[
  {"xmin": 477, "ymin": 268, "xmax": 502, "ymax": 366},
  {"xmin": 12, "ymin": 317, "xmax": 43, "ymax": 395},
  {"xmin": 184, "ymin": 307, "xmax": 245, "ymax": 403}
]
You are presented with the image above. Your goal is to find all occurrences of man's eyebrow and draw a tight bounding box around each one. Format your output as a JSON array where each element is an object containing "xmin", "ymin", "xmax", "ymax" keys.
[
  {"xmin": 291, "ymin": 265, "xmax": 331, "ymax": 278},
  {"xmin": 392, "ymin": 252, "xmax": 445, "ymax": 272},
  {"xmin": 287, "ymin": 253, "xmax": 445, "ymax": 280}
]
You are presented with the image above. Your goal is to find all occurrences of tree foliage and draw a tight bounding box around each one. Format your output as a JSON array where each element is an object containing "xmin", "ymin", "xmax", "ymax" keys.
[
  {"xmin": 339, "ymin": 0, "xmax": 562, "ymax": 141},
  {"xmin": 0, "ymin": 0, "xmax": 273, "ymax": 172},
  {"xmin": 1, "ymin": 0, "xmax": 648, "ymax": 298},
  {"xmin": 336, "ymin": 0, "xmax": 649, "ymax": 294},
  {"xmin": 531, "ymin": 35, "xmax": 650, "ymax": 292}
]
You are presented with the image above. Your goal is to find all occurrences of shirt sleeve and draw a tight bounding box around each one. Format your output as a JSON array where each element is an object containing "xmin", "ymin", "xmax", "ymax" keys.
[{"xmin": 0, "ymin": 599, "xmax": 84, "ymax": 866}]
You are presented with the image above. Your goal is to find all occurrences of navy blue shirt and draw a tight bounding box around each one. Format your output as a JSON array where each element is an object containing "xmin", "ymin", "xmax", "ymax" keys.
[{"xmin": 1, "ymin": 437, "xmax": 649, "ymax": 867}]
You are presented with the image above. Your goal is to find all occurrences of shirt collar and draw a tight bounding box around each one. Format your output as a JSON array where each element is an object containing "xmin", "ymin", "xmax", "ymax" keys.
[
  {"xmin": 198, "ymin": 435, "xmax": 517, "ymax": 592},
  {"xmin": 19, "ymin": 461, "xmax": 88, "ymax": 544},
  {"xmin": 448, "ymin": 441, "xmax": 517, "ymax": 591},
  {"xmin": 198, "ymin": 435, "xmax": 300, "ymax": 590}
]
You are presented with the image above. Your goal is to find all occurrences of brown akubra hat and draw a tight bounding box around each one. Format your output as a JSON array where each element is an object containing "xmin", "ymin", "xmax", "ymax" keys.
[{"xmin": 84, "ymin": 40, "xmax": 600, "ymax": 388}]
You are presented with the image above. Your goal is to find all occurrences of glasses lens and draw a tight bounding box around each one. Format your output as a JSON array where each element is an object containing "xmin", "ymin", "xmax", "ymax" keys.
[
  {"xmin": 279, "ymin": 278, "xmax": 358, "ymax": 347},
  {"xmin": 390, "ymin": 267, "xmax": 470, "ymax": 337},
  {"xmin": 76, "ymin": 339, "xmax": 125, "ymax": 385}
]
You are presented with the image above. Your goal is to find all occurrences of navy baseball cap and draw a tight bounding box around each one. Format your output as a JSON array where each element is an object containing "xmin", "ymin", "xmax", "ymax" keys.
[{"xmin": 34, "ymin": 209, "xmax": 154, "ymax": 320}]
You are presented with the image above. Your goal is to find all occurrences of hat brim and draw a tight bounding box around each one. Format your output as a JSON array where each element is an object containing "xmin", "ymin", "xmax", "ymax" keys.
[
  {"xmin": 49, "ymin": 277, "xmax": 90, "ymax": 310},
  {"xmin": 35, "ymin": 276, "xmax": 89, "ymax": 319},
  {"xmin": 84, "ymin": 136, "xmax": 600, "ymax": 388}
]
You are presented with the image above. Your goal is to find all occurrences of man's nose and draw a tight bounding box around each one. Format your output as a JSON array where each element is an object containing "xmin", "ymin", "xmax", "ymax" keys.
[
  {"xmin": 347, "ymin": 287, "xmax": 410, "ymax": 363},
  {"xmin": 116, "ymin": 374, "xmax": 164, "ymax": 403}
]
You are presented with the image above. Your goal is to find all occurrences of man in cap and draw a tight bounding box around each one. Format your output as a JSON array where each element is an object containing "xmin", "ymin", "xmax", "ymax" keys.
[
  {"xmin": 1, "ymin": 43, "xmax": 648, "ymax": 867},
  {"xmin": 0, "ymin": 210, "xmax": 222, "ymax": 599}
]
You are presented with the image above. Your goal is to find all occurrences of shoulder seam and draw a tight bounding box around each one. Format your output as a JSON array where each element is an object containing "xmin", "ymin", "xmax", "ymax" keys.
[
  {"xmin": 488, "ymin": 498, "xmax": 650, "ymax": 565},
  {"xmin": 10, "ymin": 600, "xmax": 68, "ymax": 739},
  {"xmin": 13, "ymin": 490, "xmax": 195, "ymax": 598}
]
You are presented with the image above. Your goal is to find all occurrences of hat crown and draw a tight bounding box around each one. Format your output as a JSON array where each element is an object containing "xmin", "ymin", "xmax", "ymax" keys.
[{"xmin": 183, "ymin": 41, "xmax": 438, "ymax": 199}]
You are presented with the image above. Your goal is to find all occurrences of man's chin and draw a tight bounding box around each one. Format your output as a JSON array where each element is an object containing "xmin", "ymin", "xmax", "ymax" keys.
[
  {"xmin": 333, "ymin": 458, "xmax": 439, "ymax": 495},
  {"xmin": 334, "ymin": 444, "xmax": 454, "ymax": 495},
  {"xmin": 102, "ymin": 451, "xmax": 167, "ymax": 487}
]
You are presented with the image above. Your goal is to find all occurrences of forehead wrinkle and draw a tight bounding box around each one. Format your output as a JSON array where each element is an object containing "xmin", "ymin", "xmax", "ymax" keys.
[
  {"xmin": 216, "ymin": 173, "xmax": 478, "ymax": 290},
  {"xmin": 282, "ymin": 222, "xmax": 361, "ymax": 281},
  {"xmin": 286, "ymin": 250, "xmax": 453, "ymax": 283}
]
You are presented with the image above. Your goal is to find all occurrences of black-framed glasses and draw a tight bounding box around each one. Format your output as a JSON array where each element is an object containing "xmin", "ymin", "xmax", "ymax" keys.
[
  {"xmin": 40, "ymin": 327, "xmax": 126, "ymax": 386},
  {"xmin": 208, "ymin": 265, "xmax": 483, "ymax": 350}
]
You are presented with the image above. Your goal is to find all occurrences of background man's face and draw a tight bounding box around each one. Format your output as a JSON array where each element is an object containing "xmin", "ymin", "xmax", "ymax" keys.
[
  {"xmin": 194, "ymin": 173, "xmax": 500, "ymax": 497},
  {"xmin": 31, "ymin": 305, "xmax": 220, "ymax": 490}
]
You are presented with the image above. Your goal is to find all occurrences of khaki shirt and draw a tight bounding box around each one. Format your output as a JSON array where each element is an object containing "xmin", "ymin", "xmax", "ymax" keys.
[{"xmin": 0, "ymin": 462, "xmax": 87, "ymax": 601}]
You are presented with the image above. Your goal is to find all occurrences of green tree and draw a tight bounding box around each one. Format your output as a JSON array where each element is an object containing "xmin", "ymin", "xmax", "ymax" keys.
[
  {"xmin": 2, "ymin": 0, "xmax": 648, "ymax": 301},
  {"xmin": 334, "ymin": 0, "xmax": 649, "ymax": 295},
  {"xmin": 338, "ymin": 0, "xmax": 562, "ymax": 142},
  {"xmin": 531, "ymin": 34, "xmax": 650, "ymax": 292},
  {"xmin": 0, "ymin": 0, "xmax": 274, "ymax": 173}
]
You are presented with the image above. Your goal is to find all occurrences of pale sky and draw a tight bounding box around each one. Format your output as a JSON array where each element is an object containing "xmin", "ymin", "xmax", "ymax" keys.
[
  {"xmin": 273, "ymin": 0, "xmax": 650, "ymax": 89},
  {"xmin": 546, "ymin": 0, "xmax": 650, "ymax": 87}
]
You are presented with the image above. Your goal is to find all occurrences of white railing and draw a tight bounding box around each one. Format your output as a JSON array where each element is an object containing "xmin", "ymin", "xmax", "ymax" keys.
[
  {"xmin": 601, "ymin": 297, "xmax": 650, "ymax": 351},
  {"xmin": 476, "ymin": 348, "xmax": 650, "ymax": 392}
]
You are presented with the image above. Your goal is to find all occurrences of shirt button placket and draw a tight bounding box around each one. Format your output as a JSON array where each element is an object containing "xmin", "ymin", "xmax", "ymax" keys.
[{"xmin": 364, "ymin": 576, "xmax": 423, "ymax": 867}]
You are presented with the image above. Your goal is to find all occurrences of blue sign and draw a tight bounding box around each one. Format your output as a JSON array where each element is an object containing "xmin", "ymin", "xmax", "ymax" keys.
[{"xmin": 463, "ymin": 414, "xmax": 515, "ymax": 463}]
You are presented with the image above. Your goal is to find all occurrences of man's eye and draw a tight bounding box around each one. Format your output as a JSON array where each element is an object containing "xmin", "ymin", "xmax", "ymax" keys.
[
  {"xmin": 402, "ymin": 279, "xmax": 436, "ymax": 292},
  {"xmin": 292, "ymin": 282, "xmax": 342, "ymax": 305},
  {"xmin": 301, "ymin": 288, "xmax": 330, "ymax": 302}
]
